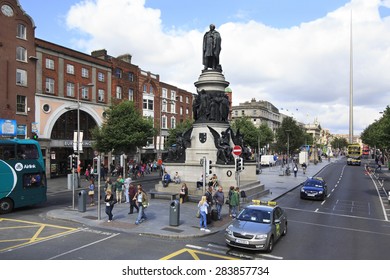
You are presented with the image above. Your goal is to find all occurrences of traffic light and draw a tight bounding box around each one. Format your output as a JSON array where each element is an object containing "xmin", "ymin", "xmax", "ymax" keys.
[
  {"xmin": 238, "ymin": 157, "xmax": 244, "ymax": 171},
  {"xmin": 205, "ymin": 160, "xmax": 212, "ymax": 175},
  {"xmin": 235, "ymin": 157, "xmax": 244, "ymax": 172},
  {"xmin": 32, "ymin": 132, "xmax": 38, "ymax": 140},
  {"xmin": 71, "ymin": 155, "xmax": 77, "ymax": 169},
  {"xmin": 235, "ymin": 157, "xmax": 240, "ymax": 172}
]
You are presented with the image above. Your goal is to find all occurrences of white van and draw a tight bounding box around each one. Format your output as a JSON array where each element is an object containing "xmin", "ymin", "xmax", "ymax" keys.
[{"xmin": 260, "ymin": 155, "xmax": 276, "ymax": 166}]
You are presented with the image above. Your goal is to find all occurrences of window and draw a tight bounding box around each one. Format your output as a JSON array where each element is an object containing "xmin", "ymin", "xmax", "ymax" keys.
[
  {"xmin": 16, "ymin": 47, "xmax": 27, "ymax": 62},
  {"xmin": 45, "ymin": 58, "xmax": 54, "ymax": 70},
  {"xmin": 66, "ymin": 82, "xmax": 75, "ymax": 97},
  {"xmin": 170, "ymin": 90, "xmax": 176, "ymax": 101},
  {"xmin": 150, "ymin": 86, "xmax": 154, "ymax": 94},
  {"xmin": 241, "ymin": 110, "xmax": 245, "ymax": 116},
  {"xmin": 162, "ymin": 100, "xmax": 167, "ymax": 112},
  {"xmin": 98, "ymin": 89, "xmax": 105, "ymax": 102},
  {"xmin": 170, "ymin": 102, "xmax": 176, "ymax": 114},
  {"xmin": 16, "ymin": 69, "xmax": 27, "ymax": 86},
  {"xmin": 143, "ymin": 99, "xmax": 154, "ymax": 110},
  {"xmin": 143, "ymin": 84, "xmax": 147, "ymax": 93},
  {"xmin": 179, "ymin": 96, "xmax": 183, "ymax": 102},
  {"xmin": 180, "ymin": 107, "xmax": 183, "ymax": 115},
  {"xmin": 162, "ymin": 115, "xmax": 167, "ymax": 129},
  {"xmin": 171, "ymin": 117, "xmax": 176, "ymax": 129},
  {"xmin": 186, "ymin": 108, "xmax": 189, "ymax": 115},
  {"xmin": 16, "ymin": 95, "xmax": 26, "ymax": 113},
  {"xmin": 162, "ymin": 88, "xmax": 168, "ymax": 99},
  {"xmin": 81, "ymin": 87, "xmax": 89, "ymax": 99},
  {"xmin": 66, "ymin": 64, "xmax": 75, "ymax": 75},
  {"xmin": 128, "ymin": 88, "xmax": 134, "ymax": 101},
  {"xmin": 115, "ymin": 68, "xmax": 122, "ymax": 78},
  {"xmin": 98, "ymin": 72, "xmax": 105, "ymax": 82},
  {"xmin": 116, "ymin": 86, "xmax": 122, "ymax": 99},
  {"xmin": 45, "ymin": 78, "xmax": 55, "ymax": 93},
  {"xmin": 128, "ymin": 72, "xmax": 134, "ymax": 82},
  {"xmin": 16, "ymin": 24, "xmax": 26, "ymax": 39},
  {"xmin": 186, "ymin": 96, "xmax": 189, "ymax": 103},
  {"xmin": 81, "ymin": 68, "xmax": 89, "ymax": 78}
]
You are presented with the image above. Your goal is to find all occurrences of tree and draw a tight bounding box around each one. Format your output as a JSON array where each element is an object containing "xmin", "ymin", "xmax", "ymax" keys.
[
  {"xmin": 230, "ymin": 117, "xmax": 259, "ymax": 149},
  {"xmin": 258, "ymin": 123, "xmax": 274, "ymax": 154},
  {"xmin": 91, "ymin": 101, "xmax": 156, "ymax": 154},
  {"xmin": 330, "ymin": 137, "xmax": 348, "ymax": 151},
  {"xmin": 166, "ymin": 119, "xmax": 194, "ymax": 149},
  {"xmin": 274, "ymin": 117, "xmax": 306, "ymax": 155}
]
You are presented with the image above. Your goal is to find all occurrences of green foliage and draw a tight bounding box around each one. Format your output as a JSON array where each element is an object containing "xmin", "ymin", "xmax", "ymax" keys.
[
  {"xmin": 91, "ymin": 101, "xmax": 156, "ymax": 154},
  {"xmin": 166, "ymin": 119, "xmax": 194, "ymax": 149},
  {"xmin": 231, "ymin": 117, "xmax": 260, "ymax": 148},
  {"xmin": 274, "ymin": 117, "xmax": 306, "ymax": 154},
  {"xmin": 330, "ymin": 137, "xmax": 349, "ymax": 150},
  {"xmin": 361, "ymin": 106, "xmax": 390, "ymax": 150}
]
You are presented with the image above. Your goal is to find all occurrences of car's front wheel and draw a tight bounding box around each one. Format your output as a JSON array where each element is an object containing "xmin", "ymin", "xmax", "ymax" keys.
[
  {"xmin": 282, "ymin": 222, "xmax": 287, "ymax": 236},
  {"xmin": 266, "ymin": 236, "xmax": 274, "ymax": 253}
]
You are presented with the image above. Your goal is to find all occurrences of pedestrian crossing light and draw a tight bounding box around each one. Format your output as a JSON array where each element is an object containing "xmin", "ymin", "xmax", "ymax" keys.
[
  {"xmin": 32, "ymin": 132, "xmax": 38, "ymax": 140},
  {"xmin": 71, "ymin": 155, "xmax": 77, "ymax": 169}
]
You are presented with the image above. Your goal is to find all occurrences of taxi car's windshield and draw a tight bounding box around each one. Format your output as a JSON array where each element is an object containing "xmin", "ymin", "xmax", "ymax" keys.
[
  {"xmin": 236, "ymin": 208, "xmax": 271, "ymax": 224},
  {"xmin": 304, "ymin": 180, "xmax": 324, "ymax": 188}
]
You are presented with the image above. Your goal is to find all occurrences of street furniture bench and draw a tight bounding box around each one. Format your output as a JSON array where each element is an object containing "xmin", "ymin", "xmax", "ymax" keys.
[{"xmin": 148, "ymin": 191, "xmax": 179, "ymax": 200}]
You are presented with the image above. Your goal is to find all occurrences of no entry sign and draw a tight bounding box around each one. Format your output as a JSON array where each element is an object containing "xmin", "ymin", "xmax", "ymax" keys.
[{"xmin": 232, "ymin": 145, "xmax": 242, "ymax": 156}]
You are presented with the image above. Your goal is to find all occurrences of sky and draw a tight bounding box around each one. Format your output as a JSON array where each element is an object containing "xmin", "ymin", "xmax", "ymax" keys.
[{"xmin": 18, "ymin": 0, "xmax": 390, "ymax": 136}]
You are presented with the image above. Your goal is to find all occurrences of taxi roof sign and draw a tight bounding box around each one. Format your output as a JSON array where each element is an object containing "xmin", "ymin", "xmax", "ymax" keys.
[{"xmin": 252, "ymin": 200, "xmax": 277, "ymax": 206}]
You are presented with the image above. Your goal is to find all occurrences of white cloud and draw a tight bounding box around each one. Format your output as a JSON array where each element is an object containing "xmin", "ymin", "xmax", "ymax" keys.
[{"xmin": 66, "ymin": 0, "xmax": 389, "ymax": 135}]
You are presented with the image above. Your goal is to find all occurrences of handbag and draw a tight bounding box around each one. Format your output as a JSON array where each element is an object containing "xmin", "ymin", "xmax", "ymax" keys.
[
  {"xmin": 88, "ymin": 190, "xmax": 94, "ymax": 195},
  {"xmin": 196, "ymin": 209, "xmax": 200, "ymax": 218},
  {"xmin": 225, "ymin": 199, "xmax": 230, "ymax": 205}
]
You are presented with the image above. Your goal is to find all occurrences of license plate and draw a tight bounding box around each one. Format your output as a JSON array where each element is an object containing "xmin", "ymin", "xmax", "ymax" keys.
[
  {"xmin": 307, "ymin": 193, "xmax": 316, "ymax": 196},
  {"xmin": 236, "ymin": 239, "xmax": 249, "ymax": 245}
]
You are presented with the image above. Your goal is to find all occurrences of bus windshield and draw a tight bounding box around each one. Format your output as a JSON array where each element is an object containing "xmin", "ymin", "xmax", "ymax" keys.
[{"xmin": 0, "ymin": 139, "xmax": 47, "ymax": 214}]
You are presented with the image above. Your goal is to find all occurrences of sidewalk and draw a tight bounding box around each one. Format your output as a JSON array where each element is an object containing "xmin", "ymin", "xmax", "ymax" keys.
[{"xmin": 46, "ymin": 159, "xmax": 335, "ymax": 238}]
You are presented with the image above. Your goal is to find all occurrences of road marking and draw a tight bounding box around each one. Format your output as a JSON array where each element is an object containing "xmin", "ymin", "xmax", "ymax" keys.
[
  {"xmin": 48, "ymin": 233, "xmax": 120, "ymax": 260},
  {"xmin": 367, "ymin": 172, "xmax": 389, "ymax": 221}
]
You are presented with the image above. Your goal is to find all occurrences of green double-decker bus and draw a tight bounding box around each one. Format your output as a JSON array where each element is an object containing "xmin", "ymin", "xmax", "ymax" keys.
[{"xmin": 0, "ymin": 139, "xmax": 47, "ymax": 214}]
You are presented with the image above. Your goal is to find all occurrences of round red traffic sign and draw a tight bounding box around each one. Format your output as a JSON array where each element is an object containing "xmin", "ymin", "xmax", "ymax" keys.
[{"xmin": 232, "ymin": 145, "xmax": 242, "ymax": 156}]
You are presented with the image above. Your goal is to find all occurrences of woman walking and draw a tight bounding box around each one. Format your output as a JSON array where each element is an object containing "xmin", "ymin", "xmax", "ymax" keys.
[
  {"xmin": 104, "ymin": 190, "xmax": 115, "ymax": 222},
  {"xmin": 198, "ymin": 196, "xmax": 210, "ymax": 232}
]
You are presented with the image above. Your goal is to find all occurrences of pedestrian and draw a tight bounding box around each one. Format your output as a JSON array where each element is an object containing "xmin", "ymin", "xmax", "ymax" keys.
[
  {"xmin": 115, "ymin": 176, "xmax": 124, "ymax": 203},
  {"xmin": 104, "ymin": 177, "xmax": 112, "ymax": 192},
  {"xmin": 227, "ymin": 186, "xmax": 235, "ymax": 217},
  {"xmin": 128, "ymin": 184, "xmax": 139, "ymax": 214},
  {"xmin": 213, "ymin": 185, "xmax": 224, "ymax": 220},
  {"xmin": 88, "ymin": 179, "xmax": 95, "ymax": 206},
  {"xmin": 229, "ymin": 187, "xmax": 240, "ymax": 218},
  {"xmin": 301, "ymin": 162, "xmax": 307, "ymax": 175},
  {"xmin": 179, "ymin": 183, "xmax": 188, "ymax": 203},
  {"xmin": 204, "ymin": 186, "xmax": 214, "ymax": 223},
  {"xmin": 104, "ymin": 190, "xmax": 115, "ymax": 222},
  {"xmin": 123, "ymin": 176, "xmax": 132, "ymax": 203},
  {"xmin": 134, "ymin": 184, "xmax": 148, "ymax": 225},
  {"xmin": 162, "ymin": 171, "xmax": 171, "ymax": 188},
  {"xmin": 196, "ymin": 174, "xmax": 204, "ymax": 189},
  {"xmin": 173, "ymin": 172, "xmax": 181, "ymax": 184},
  {"xmin": 293, "ymin": 164, "xmax": 298, "ymax": 177},
  {"xmin": 198, "ymin": 196, "xmax": 210, "ymax": 232}
]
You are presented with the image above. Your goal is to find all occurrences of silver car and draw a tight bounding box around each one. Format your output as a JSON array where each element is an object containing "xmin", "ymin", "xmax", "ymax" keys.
[{"xmin": 225, "ymin": 202, "xmax": 287, "ymax": 252}]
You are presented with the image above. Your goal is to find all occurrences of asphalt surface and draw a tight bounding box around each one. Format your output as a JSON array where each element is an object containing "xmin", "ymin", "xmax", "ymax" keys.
[{"xmin": 46, "ymin": 157, "xmax": 376, "ymax": 238}]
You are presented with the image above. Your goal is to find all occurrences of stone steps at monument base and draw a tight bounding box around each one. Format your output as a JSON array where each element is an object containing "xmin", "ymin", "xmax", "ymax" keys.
[{"xmin": 153, "ymin": 180, "xmax": 269, "ymax": 203}]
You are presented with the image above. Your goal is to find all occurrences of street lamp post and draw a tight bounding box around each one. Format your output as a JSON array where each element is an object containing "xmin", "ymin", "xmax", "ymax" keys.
[
  {"xmin": 286, "ymin": 130, "xmax": 291, "ymax": 168},
  {"xmin": 72, "ymin": 82, "xmax": 94, "ymax": 209}
]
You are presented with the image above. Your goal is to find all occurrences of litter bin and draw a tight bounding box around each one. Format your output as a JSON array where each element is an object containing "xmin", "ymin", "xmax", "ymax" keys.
[
  {"xmin": 169, "ymin": 199, "xmax": 180, "ymax": 226},
  {"xmin": 78, "ymin": 190, "xmax": 87, "ymax": 212}
]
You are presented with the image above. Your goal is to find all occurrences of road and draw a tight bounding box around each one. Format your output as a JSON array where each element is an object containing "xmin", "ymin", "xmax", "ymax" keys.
[{"xmin": 1, "ymin": 158, "xmax": 389, "ymax": 260}]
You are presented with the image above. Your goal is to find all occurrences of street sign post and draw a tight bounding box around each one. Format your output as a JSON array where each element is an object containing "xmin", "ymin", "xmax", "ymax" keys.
[{"xmin": 233, "ymin": 145, "xmax": 242, "ymax": 156}]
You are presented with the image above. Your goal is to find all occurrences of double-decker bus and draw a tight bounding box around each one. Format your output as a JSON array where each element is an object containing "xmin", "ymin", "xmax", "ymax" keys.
[
  {"xmin": 0, "ymin": 139, "xmax": 47, "ymax": 214},
  {"xmin": 347, "ymin": 143, "xmax": 362, "ymax": 166}
]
